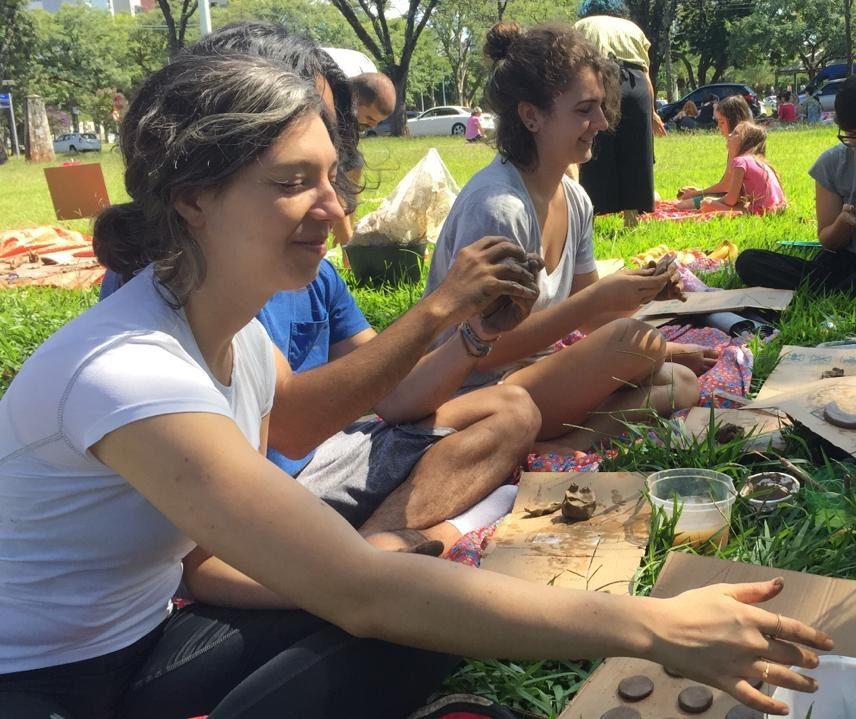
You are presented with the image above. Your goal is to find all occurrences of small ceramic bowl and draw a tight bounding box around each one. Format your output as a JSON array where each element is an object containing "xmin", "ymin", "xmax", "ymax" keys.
[{"xmin": 739, "ymin": 472, "xmax": 800, "ymax": 511}]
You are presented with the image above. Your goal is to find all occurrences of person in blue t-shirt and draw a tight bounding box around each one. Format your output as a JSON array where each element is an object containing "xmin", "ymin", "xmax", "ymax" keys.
[{"xmin": 98, "ymin": 24, "xmax": 548, "ymax": 556}]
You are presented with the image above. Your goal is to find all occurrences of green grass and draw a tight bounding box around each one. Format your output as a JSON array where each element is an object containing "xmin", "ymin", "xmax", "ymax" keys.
[{"xmin": 2, "ymin": 126, "xmax": 855, "ymax": 717}]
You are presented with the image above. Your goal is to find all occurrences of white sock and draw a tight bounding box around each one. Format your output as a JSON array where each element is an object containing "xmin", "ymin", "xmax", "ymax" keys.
[{"xmin": 447, "ymin": 484, "xmax": 519, "ymax": 535}]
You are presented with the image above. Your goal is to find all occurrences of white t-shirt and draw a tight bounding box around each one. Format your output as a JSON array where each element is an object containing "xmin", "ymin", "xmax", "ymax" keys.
[
  {"xmin": 425, "ymin": 155, "xmax": 597, "ymax": 388},
  {"xmin": 0, "ymin": 266, "xmax": 276, "ymax": 672}
]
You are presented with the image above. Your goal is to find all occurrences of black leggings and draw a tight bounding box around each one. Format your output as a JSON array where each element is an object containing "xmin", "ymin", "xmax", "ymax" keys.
[
  {"xmin": 0, "ymin": 604, "xmax": 459, "ymax": 719},
  {"xmin": 735, "ymin": 248, "xmax": 856, "ymax": 294}
]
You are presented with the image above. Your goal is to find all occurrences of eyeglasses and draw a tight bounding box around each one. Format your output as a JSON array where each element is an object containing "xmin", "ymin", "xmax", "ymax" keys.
[{"xmin": 838, "ymin": 132, "xmax": 856, "ymax": 147}]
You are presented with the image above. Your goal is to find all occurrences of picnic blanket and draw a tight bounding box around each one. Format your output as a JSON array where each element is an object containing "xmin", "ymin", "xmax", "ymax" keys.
[
  {"xmin": 641, "ymin": 199, "xmax": 743, "ymax": 223},
  {"xmin": 0, "ymin": 226, "xmax": 105, "ymax": 289}
]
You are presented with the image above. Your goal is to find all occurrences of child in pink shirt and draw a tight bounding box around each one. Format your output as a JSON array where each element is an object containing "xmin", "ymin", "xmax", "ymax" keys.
[
  {"xmin": 677, "ymin": 121, "xmax": 786, "ymax": 214},
  {"xmin": 465, "ymin": 106, "xmax": 485, "ymax": 142}
]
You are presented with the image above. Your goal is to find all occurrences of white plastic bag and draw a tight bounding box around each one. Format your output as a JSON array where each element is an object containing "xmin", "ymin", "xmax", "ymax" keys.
[{"xmin": 349, "ymin": 148, "xmax": 459, "ymax": 247}]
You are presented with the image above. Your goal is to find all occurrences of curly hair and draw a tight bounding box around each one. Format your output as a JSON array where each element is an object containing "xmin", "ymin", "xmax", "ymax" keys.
[
  {"xmin": 483, "ymin": 21, "xmax": 620, "ymax": 170},
  {"xmin": 94, "ymin": 54, "xmax": 328, "ymax": 306}
]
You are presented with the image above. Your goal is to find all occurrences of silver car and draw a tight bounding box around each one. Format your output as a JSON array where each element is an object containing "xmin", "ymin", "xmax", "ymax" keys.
[
  {"xmin": 814, "ymin": 79, "xmax": 845, "ymax": 112},
  {"xmin": 53, "ymin": 132, "xmax": 102, "ymax": 154},
  {"xmin": 406, "ymin": 106, "xmax": 495, "ymax": 137}
]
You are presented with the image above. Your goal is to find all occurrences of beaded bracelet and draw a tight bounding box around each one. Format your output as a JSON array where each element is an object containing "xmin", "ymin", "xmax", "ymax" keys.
[{"xmin": 458, "ymin": 319, "xmax": 496, "ymax": 357}]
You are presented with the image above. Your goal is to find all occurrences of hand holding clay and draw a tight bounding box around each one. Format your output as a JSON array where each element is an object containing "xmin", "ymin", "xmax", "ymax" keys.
[
  {"xmin": 477, "ymin": 253, "xmax": 545, "ymax": 334},
  {"xmin": 838, "ymin": 203, "xmax": 856, "ymax": 229},
  {"xmin": 678, "ymin": 186, "xmax": 702, "ymax": 200},
  {"xmin": 432, "ymin": 237, "xmax": 541, "ymax": 328},
  {"xmin": 650, "ymin": 578, "xmax": 833, "ymax": 715},
  {"xmin": 595, "ymin": 268, "xmax": 672, "ymax": 312},
  {"xmin": 649, "ymin": 253, "xmax": 686, "ymax": 302}
]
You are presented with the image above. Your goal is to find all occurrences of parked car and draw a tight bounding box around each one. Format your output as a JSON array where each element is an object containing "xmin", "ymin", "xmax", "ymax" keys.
[
  {"xmin": 406, "ymin": 106, "xmax": 495, "ymax": 137},
  {"xmin": 364, "ymin": 110, "xmax": 419, "ymax": 138},
  {"xmin": 53, "ymin": 132, "xmax": 101, "ymax": 154},
  {"xmin": 805, "ymin": 63, "xmax": 856, "ymax": 96},
  {"xmin": 813, "ymin": 78, "xmax": 845, "ymax": 112},
  {"xmin": 657, "ymin": 84, "xmax": 761, "ymax": 125}
]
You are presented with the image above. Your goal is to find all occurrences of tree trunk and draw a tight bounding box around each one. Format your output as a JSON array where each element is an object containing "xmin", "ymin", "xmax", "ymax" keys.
[
  {"xmin": 389, "ymin": 67, "xmax": 409, "ymax": 136},
  {"xmin": 846, "ymin": 0, "xmax": 854, "ymax": 78},
  {"xmin": 24, "ymin": 95, "xmax": 54, "ymax": 163}
]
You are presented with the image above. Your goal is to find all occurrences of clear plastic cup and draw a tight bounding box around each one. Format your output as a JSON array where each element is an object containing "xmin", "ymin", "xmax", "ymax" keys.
[
  {"xmin": 769, "ymin": 655, "xmax": 856, "ymax": 718},
  {"xmin": 646, "ymin": 468, "xmax": 736, "ymax": 550}
]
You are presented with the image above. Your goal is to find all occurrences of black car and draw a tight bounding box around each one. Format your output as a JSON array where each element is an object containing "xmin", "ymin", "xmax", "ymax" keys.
[{"xmin": 657, "ymin": 83, "xmax": 762, "ymax": 126}]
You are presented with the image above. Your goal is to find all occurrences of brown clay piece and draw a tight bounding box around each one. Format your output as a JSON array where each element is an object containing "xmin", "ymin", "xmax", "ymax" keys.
[
  {"xmin": 678, "ymin": 685, "xmax": 714, "ymax": 713},
  {"xmin": 600, "ymin": 707, "xmax": 642, "ymax": 719},
  {"xmin": 561, "ymin": 483, "xmax": 597, "ymax": 521},
  {"xmin": 725, "ymin": 705, "xmax": 762, "ymax": 719},
  {"xmin": 662, "ymin": 665, "xmax": 683, "ymax": 678},
  {"xmin": 522, "ymin": 502, "xmax": 562, "ymax": 518},
  {"xmin": 824, "ymin": 401, "xmax": 856, "ymax": 430},
  {"xmin": 617, "ymin": 674, "xmax": 654, "ymax": 702},
  {"xmin": 820, "ymin": 366, "xmax": 845, "ymax": 379},
  {"xmin": 714, "ymin": 423, "xmax": 746, "ymax": 444}
]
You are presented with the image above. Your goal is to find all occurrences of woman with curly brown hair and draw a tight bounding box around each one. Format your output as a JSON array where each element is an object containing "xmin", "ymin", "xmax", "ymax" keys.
[{"xmin": 426, "ymin": 21, "xmax": 705, "ymax": 448}]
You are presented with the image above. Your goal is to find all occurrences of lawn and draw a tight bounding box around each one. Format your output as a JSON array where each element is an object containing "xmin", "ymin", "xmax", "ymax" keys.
[{"xmin": 1, "ymin": 126, "xmax": 855, "ymax": 717}]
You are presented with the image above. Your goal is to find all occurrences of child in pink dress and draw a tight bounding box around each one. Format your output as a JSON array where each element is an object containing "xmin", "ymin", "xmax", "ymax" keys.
[
  {"xmin": 465, "ymin": 106, "xmax": 485, "ymax": 142},
  {"xmin": 677, "ymin": 121, "xmax": 786, "ymax": 214}
]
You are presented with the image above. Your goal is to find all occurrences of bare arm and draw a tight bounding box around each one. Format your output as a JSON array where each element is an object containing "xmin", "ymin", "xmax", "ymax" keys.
[
  {"xmin": 93, "ymin": 411, "xmax": 831, "ymax": 715},
  {"xmin": 646, "ymin": 73, "xmax": 666, "ymax": 137},
  {"xmin": 719, "ymin": 164, "xmax": 746, "ymax": 207},
  {"xmin": 680, "ymin": 152, "xmax": 733, "ymax": 199},
  {"xmin": 474, "ymin": 269, "xmax": 671, "ymax": 371},
  {"xmin": 268, "ymin": 237, "xmax": 538, "ymax": 457},
  {"xmin": 331, "ymin": 327, "xmax": 483, "ymax": 425},
  {"xmin": 816, "ymin": 181, "xmax": 856, "ymax": 251},
  {"xmin": 182, "ymin": 546, "xmax": 296, "ymax": 610}
]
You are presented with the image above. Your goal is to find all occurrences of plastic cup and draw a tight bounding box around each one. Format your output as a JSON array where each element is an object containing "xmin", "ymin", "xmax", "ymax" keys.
[
  {"xmin": 646, "ymin": 468, "xmax": 736, "ymax": 550},
  {"xmin": 769, "ymin": 655, "xmax": 856, "ymax": 718}
]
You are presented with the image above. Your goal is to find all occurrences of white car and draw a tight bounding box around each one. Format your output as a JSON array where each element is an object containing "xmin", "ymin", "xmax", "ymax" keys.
[
  {"xmin": 53, "ymin": 132, "xmax": 102, "ymax": 154},
  {"xmin": 406, "ymin": 106, "xmax": 495, "ymax": 137}
]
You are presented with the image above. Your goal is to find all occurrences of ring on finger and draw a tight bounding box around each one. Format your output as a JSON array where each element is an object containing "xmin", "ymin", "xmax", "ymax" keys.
[
  {"xmin": 773, "ymin": 612, "xmax": 783, "ymax": 639},
  {"xmin": 762, "ymin": 660, "xmax": 770, "ymax": 682}
]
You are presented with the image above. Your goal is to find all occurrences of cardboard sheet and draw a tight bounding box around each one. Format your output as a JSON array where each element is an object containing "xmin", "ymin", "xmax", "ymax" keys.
[
  {"xmin": 682, "ymin": 407, "xmax": 788, "ymax": 451},
  {"xmin": 43, "ymin": 162, "xmax": 110, "ymax": 220},
  {"xmin": 755, "ymin": 345, "xmax": 856, "ymax": 402},
  {"xmin": 746, "ymin": 375, "xmax": 856, "ymax": 456},
  {"xmin": 633, "ymin": 287, "xmax": 793, "ymax": 319},
  {"xmin": 480, "ymin": 472, "xmax": 649, "ymax": 594},
  {"xmin": 596, "ymin": 258, "xmax": 625, "ymax": 277},
  {"xmin": 561, "ymin": 553, "xmax": 856, "ymax": 718}
]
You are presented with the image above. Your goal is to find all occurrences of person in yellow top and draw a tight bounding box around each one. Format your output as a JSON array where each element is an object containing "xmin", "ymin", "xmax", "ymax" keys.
[{"xmin": 574, "ymin": 0, "xmax": 666, "ymax": 226}]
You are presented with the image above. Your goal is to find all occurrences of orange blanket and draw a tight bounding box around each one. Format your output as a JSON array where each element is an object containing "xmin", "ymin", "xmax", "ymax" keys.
[{"xmin": 0, "ymin": 226, "xmax": 105, "ymax": 289}]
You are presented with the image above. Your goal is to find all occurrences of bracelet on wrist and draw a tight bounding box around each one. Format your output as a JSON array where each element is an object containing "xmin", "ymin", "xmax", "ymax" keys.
[
  {"xmin": 468, "ymin": 315, "xmax": 500, "ymax": 343},
  {"xmin": 458, "ymin": 320, "xmax": 495, "ymax": 357}
]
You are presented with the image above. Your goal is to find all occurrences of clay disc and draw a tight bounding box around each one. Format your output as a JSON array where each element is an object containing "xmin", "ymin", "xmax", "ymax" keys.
[
  {"xmin": 726, "ymin": 705, "xmax": 762, "ymax": 719},
  {"xmin": 617, "ymin": 674, "xmax": 654, "ymax": 702},
  {"xmin": 662, "ymin": 665, "xmax": 682, "ymax": 678},
  {"xmin": 600, "ymin": 708, "xmax": 642, "ymax": 719},
  {"xmin": 678, "ymin": 685, "xmax": 714, "ymax": 713}
]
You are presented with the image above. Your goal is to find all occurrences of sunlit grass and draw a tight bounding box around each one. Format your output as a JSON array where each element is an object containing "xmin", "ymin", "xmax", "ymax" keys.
[{"xmin": 1, "ymin": 126, "xmax": 854, "ymax": 717}]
